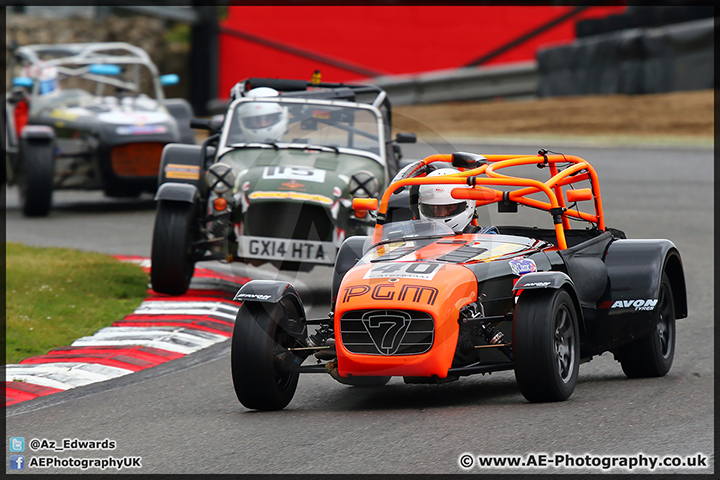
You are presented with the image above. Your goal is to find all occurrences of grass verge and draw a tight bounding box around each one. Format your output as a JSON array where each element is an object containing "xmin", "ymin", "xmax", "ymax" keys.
[{"xmin": 5, "ymin": 242, "xmax": 149, "ymax": 365}]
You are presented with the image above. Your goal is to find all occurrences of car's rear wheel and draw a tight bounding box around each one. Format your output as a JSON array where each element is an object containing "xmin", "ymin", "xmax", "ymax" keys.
[
  {"xmin": 18, "ymin": 139, "xmax": 55, "ymax": 217},
  {"xmin": 618, "ymin": 273, "xmax": 675, "ymax": 378},
  {"xmin": 513, "ymin": 289, "xmax": 580, "ymax": 402},
  {"xmin": 150, "ymin": 200, "xmax": 196, "ymax": 295},
  {"xmin": 231, "ymin": 298, "xmax": 306, "ymax": 411}
]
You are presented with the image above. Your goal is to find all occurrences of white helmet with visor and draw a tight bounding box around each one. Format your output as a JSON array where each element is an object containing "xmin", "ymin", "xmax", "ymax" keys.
[
  {"xmin": 418, "ymin": 168, "xmax": 475, "ymax": 233},
  {"xmin": 237, "ymin": 87, "xmax": 288, "ymax": 142}
]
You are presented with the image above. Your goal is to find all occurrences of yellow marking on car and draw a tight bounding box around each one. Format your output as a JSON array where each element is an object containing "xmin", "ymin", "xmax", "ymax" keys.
[
  {"xmin": 165, "ymin": 163, "xmax": 201, "ymax": 180},
  {"xmin": 361, "ymin": 241, "xmax": 407, "ymax": 262},
  {"xmin": 50, "ymin": 109, "xmax": 78, "ymax": 121},
  {"xmin": 470, "ymin": 242, "xmax": 522, "ymax": 262},
  {"xmin": 248, "ymin": 191, "xmax": 333, "ymax": 205}
]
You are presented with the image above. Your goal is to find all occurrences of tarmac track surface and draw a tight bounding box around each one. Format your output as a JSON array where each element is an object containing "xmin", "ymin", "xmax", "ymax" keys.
[{"xmin": 5, "ymin": 141, "xmax": 714, "ymax": 474}]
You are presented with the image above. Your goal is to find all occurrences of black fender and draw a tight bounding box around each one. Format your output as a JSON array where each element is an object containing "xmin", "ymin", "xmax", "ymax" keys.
[
  {"xmin": 582, "ymin": 239, "xmax": 687, "ymax": 356},
  {"xmin": 601, "ymin": 239, "xmax": 687, "ymax": 319},
  {"xmin": 154, "ymin": 182, "xmax": 199, "ymax": 203},
  {"xmin": 233, "ymin": 280, "xmax": 306, "ymax": 321},
  {"xmin": 21, "ymin": 125, "xmax": 55, "ymax": 142},
  {"xmin": 157, "ymin": 143, "xmax": 207, "ymax": 191},
  {"xmin": 513, "ymin": 271, "xmax": 586, "ymax": 342},
  {"xmin": 164, "ymin": 98, "xmax": 196, "ymax": 144},
  {"xmin": 331, "ymin": 236, "xmax": 368, "ymax": 305}
]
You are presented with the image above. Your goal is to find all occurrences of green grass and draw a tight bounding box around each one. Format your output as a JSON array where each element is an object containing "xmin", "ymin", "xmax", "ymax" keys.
[{"xmin": 5, "ymin": 242, "xmax": 149, "ymax": 365}]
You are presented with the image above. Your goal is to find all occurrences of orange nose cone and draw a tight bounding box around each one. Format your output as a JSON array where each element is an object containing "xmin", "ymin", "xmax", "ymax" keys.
[{"xmin": 213, "ymin": 197, "xmax": 228, "ymax": 211}]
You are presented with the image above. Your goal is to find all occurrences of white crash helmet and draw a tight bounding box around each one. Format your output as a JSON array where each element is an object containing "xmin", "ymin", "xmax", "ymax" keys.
[
  {"xmin": 237, "ymin": 87, "xmax": 288, "ymax": 142},
  {"xmin": 418, "ymin": 168, "xmax": 475, "ymax": 233}
]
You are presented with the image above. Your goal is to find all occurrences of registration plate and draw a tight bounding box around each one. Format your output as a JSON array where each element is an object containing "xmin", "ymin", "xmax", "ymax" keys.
[{"xmin": 239, "ymin": 236, "xmax": 336, "ymax": 264}]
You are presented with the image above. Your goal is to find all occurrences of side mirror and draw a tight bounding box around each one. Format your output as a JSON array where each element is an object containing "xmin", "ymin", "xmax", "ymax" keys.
[
  {"xmin": 566, "ymin": 188, "xmax": 593, "ymax": 203},
  {"xmin": 160, "ymin": 74, "xmax": 179, "ymax": 86},
  {"xmin": 352, "ymin": 197, "xmax": 378, "ymax": 211},
  {"xmin": 451, "ymin": 152, "xmax": 487, "ymax": 169},
  {"xmin": 190, "ymin": 117, "xmax": 223, "ymax": 133},
  {"xmin": 89, "ymin": 64, "xmax": 121, "ymax": 76},
  {"xmin": 398, "ymin": 158, "xmax": 418, "ymax": 170},
  {"xmin": 395, "ymin": 132, "xmax": 416, "ymax": 144},
  {"xmin": 12, "ymin": 77, "xmax": 33, "ymax": 88}
]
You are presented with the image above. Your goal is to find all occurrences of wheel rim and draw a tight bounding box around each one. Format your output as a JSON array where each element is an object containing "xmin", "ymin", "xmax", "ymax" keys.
[
  {"xmin": 657, "ymin": 283, "xmax": 674, "ymax": 360},
  {"xmin": 554, "ymin": 306, "xmax": 576, "ymax": 384}
]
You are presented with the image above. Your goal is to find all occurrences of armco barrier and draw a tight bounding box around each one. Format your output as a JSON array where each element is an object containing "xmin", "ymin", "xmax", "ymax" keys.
[
  {"xmin": 206, "ymin": 18, "xmax": 710, "ymax": 112},
  {"xmin": 366, "ymin": 61, "xmax": 539, "ymax": 105},
  {"xmin": 207, "ymin": 61, "xmax": 539, "ymax": 113},
  {"xmin": 538, "ymin": 17, "xmax": 713, "ymax": 96}
]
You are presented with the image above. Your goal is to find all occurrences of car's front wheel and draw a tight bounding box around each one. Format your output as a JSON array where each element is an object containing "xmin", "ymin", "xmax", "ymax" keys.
[
  {"xmin": 150, "ymin": 200, "xmax": 196, "ymax": 295},
  {"xmin": 18, "ymin": 138, "xmax": 55, "ymax": 217},
  {"xmin": 513, "ymin": 289, "xmax": 580, "ymax": 402},
  {"xmin": 618, "ymin": 273, "xmax": 675, "ymax": 378},
  {"xmin": 231, "ymin": 298, "xmax": 306, "ymax": 411}
]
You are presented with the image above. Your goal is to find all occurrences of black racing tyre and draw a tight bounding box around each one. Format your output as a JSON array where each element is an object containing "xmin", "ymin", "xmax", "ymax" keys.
[
  {"xmin": 18, "ymin": 139, "xmax": 55, "ymax": 217},
  {"xmin": 231, "ymin": 299, "xmax": 306, "ymax": 410},
  {"xmin": 619, "ymin": 273, "xmax": 675, "ymax": 378},
  {"xmin": 513, "ymin": 289, "xmax": 580, "ymax": 402},
  {"xmin": 150, "ymin": 200, "xmax": 196, "ymax": 295}
]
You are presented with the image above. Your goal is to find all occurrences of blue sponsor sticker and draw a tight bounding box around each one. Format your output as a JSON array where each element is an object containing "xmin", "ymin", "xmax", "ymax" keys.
[
  {"xmin": 116, "ymin": 125, "xmax": 168, "ymax": 135},
  {"xmin": 509, "ymin": 257, "xmax": 537, "ymax": 276}
]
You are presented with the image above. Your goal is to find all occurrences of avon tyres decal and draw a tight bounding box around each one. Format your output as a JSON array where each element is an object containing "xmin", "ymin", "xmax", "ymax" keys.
[
  {"xmin": 599, "ymin": 299, "xmax": 658, "ymax": 311},
  {"xmin": 509, "ymin": 257, "xmax": 537, "ymax": 276},
  {"xmin": 363, "ymin": 262, "xmax": 441, "ymax": 280},
  {"xmin": 342, "ymin": 283, "xmax": 439, "ymax": 306}
]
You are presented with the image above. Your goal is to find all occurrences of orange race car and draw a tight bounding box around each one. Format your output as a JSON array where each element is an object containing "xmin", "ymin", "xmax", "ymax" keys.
[{"xmin": 230, "ymin": 150, "xmax": 687, "ymax": 410}]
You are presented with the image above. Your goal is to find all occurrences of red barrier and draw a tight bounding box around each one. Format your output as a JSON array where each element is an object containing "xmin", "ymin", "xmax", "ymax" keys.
[{"xmin": 218, "ymin": 6, "xmax": 626, "ymax": 96}]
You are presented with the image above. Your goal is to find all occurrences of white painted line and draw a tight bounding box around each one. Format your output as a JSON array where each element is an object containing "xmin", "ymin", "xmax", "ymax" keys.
[
  {"xmin": 6, "ymin": 362, "xmax": 134, "ymax": 390},
  {"xmin": 134, "ymin": 301, "xmax": 239, "ymax": 321},
  {"xmin": 71, "ymin": 326, "xmax": 228, "ymax": 354}
]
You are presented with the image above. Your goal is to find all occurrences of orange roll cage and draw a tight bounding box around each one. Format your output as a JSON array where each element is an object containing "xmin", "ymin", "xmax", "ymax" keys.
[{"xmin": 371, "ymin": 152, "xmax": 605, "ymax": 250}]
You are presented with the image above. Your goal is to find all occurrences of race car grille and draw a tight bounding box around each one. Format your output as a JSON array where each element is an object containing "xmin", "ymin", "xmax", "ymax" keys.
[
  {"xmin": 245, "ymin": 202, "xmax": 333, "ymax": 241},
  {"xmin": 340, "ymin": 309, "xmax": 434, "ymax": 356},
  {"xmin": 111, "ymin": 142, "xmax": 165, "ymax": 177}
]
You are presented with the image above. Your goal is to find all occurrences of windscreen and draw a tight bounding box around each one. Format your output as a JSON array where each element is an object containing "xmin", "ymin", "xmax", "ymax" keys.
[
  {"xmin": 226, "ymin": 99, "xmax": 382, "ymax": 153},
  {"xmin": 375, "ymin": 219, "xmax": 455, "ymax": 246}
]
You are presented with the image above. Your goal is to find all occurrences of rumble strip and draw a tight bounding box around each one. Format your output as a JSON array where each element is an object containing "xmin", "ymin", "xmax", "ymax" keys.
[{"xmin": 4, "ymin": 256, "xmax": 248, "ymax": 407}]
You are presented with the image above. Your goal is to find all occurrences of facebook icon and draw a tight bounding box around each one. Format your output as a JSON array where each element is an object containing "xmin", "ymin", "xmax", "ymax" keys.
[{"xmin": 10, "ymin": 455, "xmax": 25, "ymax": 470}]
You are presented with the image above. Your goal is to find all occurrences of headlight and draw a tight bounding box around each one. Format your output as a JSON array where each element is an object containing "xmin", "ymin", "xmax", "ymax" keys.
[
  {"xmin": 205, "ymin": 162, "xmax": 236, "ymax": 195},
  {"xmin": 349, "ymin": 171, "xmax": 379, "ymax": 198}
]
